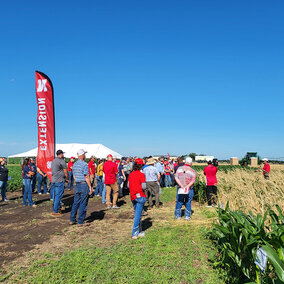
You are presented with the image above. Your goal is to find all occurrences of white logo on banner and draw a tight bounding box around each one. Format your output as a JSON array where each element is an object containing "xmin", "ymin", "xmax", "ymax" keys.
[
  {"xmin": 47, "ymin": 161, "xmax": 52, "ymax": 169},
  {"xmin": 37, "ymin": 79, "xmax": 48, "ymax": 92}
]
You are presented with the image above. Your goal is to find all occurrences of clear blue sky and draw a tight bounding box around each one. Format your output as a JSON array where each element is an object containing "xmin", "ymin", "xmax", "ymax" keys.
[{"xmin": 1, "ymin": 0, "xmax": 283, "ymax": 159}]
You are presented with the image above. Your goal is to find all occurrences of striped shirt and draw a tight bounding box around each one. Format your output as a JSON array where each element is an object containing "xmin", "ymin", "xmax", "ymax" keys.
[{"xmin": 72, "ymin": 159, "xmax": 89, "ymax": 182}]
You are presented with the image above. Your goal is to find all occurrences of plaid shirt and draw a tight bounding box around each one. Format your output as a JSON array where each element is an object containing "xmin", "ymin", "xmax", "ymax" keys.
[{"xmin": 72, "ymin": 159, "xmax": 89, "ymax": 182}]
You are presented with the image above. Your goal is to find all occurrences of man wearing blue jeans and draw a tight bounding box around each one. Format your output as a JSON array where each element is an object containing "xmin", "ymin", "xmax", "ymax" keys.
[
  {"xmin": 95, "ymin": 175, "xmax": 103, "ymax": 196},
  {"xmin": 174, "ymin": 157, "xmax": 196, "ymax": 220},
  {"xmin": 70, "ymin": 149, "xmax": 93, "ymax": 226},
  {"xmin": 51, "ymin": 150, "xmax": 69, "ymax": 216}
]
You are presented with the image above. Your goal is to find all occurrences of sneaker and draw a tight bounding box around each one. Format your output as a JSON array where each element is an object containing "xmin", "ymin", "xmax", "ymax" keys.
[
  {"xmin": 4, "ymin": 198, "xmax": 9, "ymax": 202},
  {"xmin": 184, "ymin": 217, "xmax": 191, "ymax": 221},
  {"xmin": 112, "ymin": 205, "xmax": 120, "ymax": 209},
  {"xmin": 205, "ymin": 205, "xmax": 212, "ymax": 208},
  {"xmin": 69, "ymin": 221, "xmax": 76, "ymax": 225},
  {"xmin": 106, "ymin": 206, "xmax": 112, "ymax": 210},
  {"xmin": 38, "ymin": 193, "xmax": 42, "ymax": 195},
  {"xmin": 52, "ymin": 212, "xmax": 63, "ymax": 217},
  {"xmin": 138, "ymin": 231, "xmax": 146, "ymax": 238},
  {"xmin": 175, "ymin": 217, "xmax": 181, "ymax": 220},
  {"xmin": 32, "ymin": 204, "xmax": 37, "ymax": 208}
]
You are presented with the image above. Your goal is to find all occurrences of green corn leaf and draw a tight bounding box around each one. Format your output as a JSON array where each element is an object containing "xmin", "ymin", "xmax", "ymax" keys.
[{"xmin": 262, "ymin": 245, "xmax": 284, "ymax": 281}]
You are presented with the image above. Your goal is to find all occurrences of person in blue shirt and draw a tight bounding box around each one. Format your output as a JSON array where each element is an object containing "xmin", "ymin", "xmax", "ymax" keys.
[
  {"xmin": 70, "ymin": 149, "xmax": 93, "ymax": 226},
  {"xmin": 155, "ymin": 157, "xmax": 165, "ymax": 187},
  {"xmin": 143, "ymin": 158, "xmax": 160, "ymax": 208}
]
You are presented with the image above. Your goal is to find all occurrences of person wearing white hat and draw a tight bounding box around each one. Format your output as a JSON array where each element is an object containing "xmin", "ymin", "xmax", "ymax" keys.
[
  {"xmin": 70, "ymin": 149, "xmax": 93, "ymax": 226},
  {"xmin": 261, "ymin": 158, "xmax": 270, "ymax": 179},
  {"xmin": 174, "ymin": 157, "xmax": 196, "ymax": 220}
]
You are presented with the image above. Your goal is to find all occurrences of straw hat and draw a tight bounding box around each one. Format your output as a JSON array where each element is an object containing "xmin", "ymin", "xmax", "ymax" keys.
[{"xmin": 146, "ymin": 158, "xmax": 156, "ymax": 165}]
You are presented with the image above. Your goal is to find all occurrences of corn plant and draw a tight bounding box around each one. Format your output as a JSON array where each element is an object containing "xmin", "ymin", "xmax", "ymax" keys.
[{"xmin": 211, "ymin": 203, "xmax": 284, "ymax": 283}]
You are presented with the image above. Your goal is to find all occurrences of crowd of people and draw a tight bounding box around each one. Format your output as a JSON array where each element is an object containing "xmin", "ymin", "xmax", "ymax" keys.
[{"xmin": 0, "ymin": 153, "xmax": 271, "ymax": 239}]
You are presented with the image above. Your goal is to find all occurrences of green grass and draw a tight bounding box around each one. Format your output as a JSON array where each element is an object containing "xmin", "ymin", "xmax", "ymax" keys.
[
  {"xmin": 5, "ymin": 187, "xmax": 223, "ymax": 284},
  {"xmin": 13, "ymin": 225, "xmax": 222, "ymax": 284}
]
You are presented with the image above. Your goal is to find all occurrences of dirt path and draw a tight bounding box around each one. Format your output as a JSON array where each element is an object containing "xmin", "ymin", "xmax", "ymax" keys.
[{"xmin": 0, "ymin": 190, "xmax": 136, "ymax": 275}]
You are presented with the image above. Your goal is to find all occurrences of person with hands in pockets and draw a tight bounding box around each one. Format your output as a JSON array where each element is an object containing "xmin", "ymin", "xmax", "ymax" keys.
[
  {"xmin": 128, "ymin": 158, "xmax": 147, "ymax": 239},
  {"xmin": 174, "ymin": 157, "xmax": 196, "ymax": 221}
]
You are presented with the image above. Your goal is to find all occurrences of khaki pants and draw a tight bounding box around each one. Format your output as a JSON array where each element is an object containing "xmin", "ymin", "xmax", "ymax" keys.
[
  {"xmin": 106, "ymin": 182, "xmax": 119, "ymax": 206},
  {"xmin": 90, "ymin": 175, "xmax": 97, "ymax": 189},
  {"xmin": 146, "ymin": 181, "xmax": 160, "ymax": 207}
]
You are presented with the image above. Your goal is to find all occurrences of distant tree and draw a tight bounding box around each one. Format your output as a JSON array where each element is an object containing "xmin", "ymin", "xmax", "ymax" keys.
[
  {"xmin": 198, "ymin": 154, "xmax": 206, "ymax": 156},
  {"xmin": 188, "ymin": 153, "xmax": 197, "ymax": 161}
]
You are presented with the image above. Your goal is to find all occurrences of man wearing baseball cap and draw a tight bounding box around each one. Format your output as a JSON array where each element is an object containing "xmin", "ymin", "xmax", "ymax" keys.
[
  {"xmin": 204, "ymin": 158, "xmax": 218, "ymax": 208},
  {"xmin": 174, "ymin": 157, "xmax": 196, "ymax": 220},
  {"xmin": 70, "ymin": 149, "xmax": 93, "ymax": 226},
  {"xmin": 261, "ymin": 158, "xmax": 270, "ymax": 179},
  {"xmin": 51, "ymin": 150, "xmax": 69, "ymax": 216},
  {"xmin": 103, "ymin": 154, "xmax": 119, "ymax": 209}
]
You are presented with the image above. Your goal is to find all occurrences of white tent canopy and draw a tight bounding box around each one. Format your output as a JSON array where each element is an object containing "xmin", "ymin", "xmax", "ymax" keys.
[{"xmin": 8, "ymin": 143, "xmax": 122, "ymax": 159}]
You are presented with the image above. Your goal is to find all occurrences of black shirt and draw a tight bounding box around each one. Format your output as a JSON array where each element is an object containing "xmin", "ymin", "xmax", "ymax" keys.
[
  {"xmin": 174, "ymin": 163, "xmax": 184, "ymax": 173},
  {"xmin": 0, "ymin": 165, "xmax": 8, "ymax": 181}
]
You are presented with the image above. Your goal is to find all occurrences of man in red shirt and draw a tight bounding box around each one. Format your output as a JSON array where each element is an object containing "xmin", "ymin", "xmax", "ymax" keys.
[
  {"xmin": 204, "ymin": 159, "xmax": 218, "ymax": 208},
  {"xmin": 262, "ymin": 158, "xmax": 270, "ymax": 179},
  {"xmin": 67, "ymin": 157, "xmax": 75, "ymax": 190},
  {"xmin": 88, "ymin": 156, "xmax": 96, "ymax": 192},
  {"xmin": 103, "ymin": 154, "xmax": 119, "ymax": 209}
]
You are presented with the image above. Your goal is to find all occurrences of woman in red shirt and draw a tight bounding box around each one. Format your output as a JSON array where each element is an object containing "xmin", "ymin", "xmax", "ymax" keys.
[{"xmin": 128, "ymin": 158, "xmax": 146, "ymax": 239}]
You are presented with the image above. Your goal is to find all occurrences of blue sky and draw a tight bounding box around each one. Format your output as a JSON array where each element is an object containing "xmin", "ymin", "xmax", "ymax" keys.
[{"xmin": 1, "ymin": 0, "xmax": 283, "ymax": 159}]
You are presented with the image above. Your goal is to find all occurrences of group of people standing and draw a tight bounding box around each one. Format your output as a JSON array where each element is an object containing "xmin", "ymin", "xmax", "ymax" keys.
[{"xmin": 0, "ymin": 153, "xmax": 272, "ymax": 239}]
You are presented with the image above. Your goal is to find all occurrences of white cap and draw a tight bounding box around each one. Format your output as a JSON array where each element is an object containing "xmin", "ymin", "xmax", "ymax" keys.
[
  {"xmin": 77, "ymin": 149, "xmax": 87, "ymax": 156},
  {"xmin": 185, "ymin": 157, "xmax": 193, "ymax": 164},
  {"xmin": 262, "ymin": 158, "xmax": 268, "ymax": 161}
]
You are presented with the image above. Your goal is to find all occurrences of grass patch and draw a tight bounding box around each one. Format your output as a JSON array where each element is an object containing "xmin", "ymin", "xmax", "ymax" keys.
[
  {"xmin": 3, "ymin": 187, "xmax": 223, "ymax": 283},
  {"xmin": 14, "ymin": 224, "xmax": 222, "ymax": 283}
]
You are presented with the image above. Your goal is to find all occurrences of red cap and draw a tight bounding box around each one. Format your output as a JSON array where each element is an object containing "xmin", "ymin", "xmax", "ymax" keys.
[
  {"xmin": 135, "ymin": 158, "xmax": 144, "ymax": 165},
  {"xmin": 107, "ymin": 154, "xmax": 113, "ymax": 158},
  {"xmin": 70, "ymin": 157, "xmax": 75, "ymax": 159}
]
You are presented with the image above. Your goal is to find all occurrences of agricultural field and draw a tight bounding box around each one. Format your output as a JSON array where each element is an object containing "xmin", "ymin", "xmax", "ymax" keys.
[
  {"xmin": 1, "ymin": 164, "xmax": 284, "ymax": 283},
  {"xmin": 6, "ymin": 165, "xmax": 22, "ymax": 191}
]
